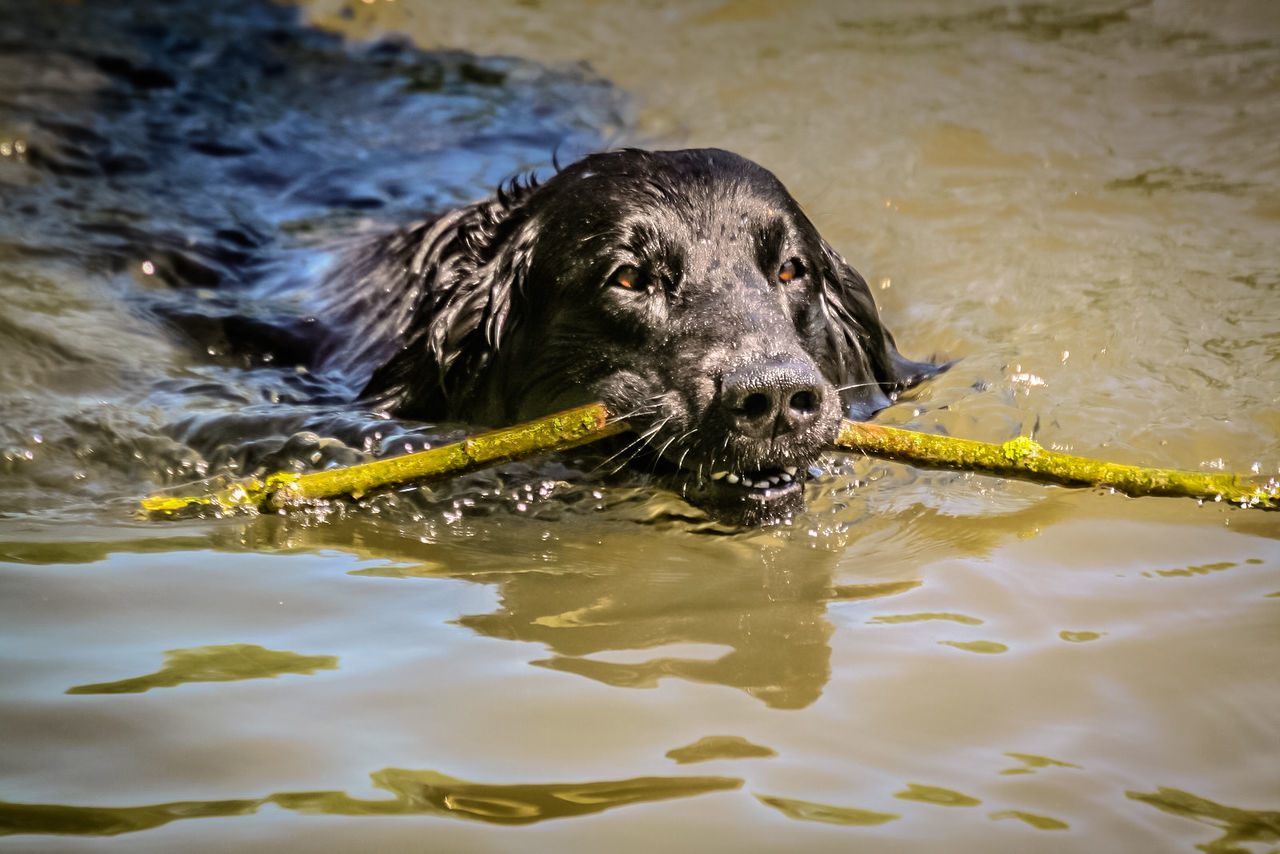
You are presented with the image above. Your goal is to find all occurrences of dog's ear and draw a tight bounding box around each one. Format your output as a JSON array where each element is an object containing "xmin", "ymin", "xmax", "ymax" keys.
[
  {"xmin": 818, "ymin": 240, "xmax": 947, "ymax": 420},
  {"xmin": 360, "ymin": 182, "xmax": 539, "ymax": 419}
]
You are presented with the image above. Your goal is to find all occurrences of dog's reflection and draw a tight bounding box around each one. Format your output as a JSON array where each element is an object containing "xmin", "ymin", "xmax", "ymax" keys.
[{"xmin": 238, "ymin": 515, "xmax": 918, "ymax": 710}]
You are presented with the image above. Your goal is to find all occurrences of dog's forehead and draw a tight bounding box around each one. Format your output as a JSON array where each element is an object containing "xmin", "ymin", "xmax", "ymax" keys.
[
  {"xmin": 635, "ymin": 188, "xmax": 778, "ymax": 243},
  {"xmin": 618, "ymin": 181, "xmax": 794, "ymax": 258},
  {"xmin": 527, "ymin": 150, "xmax": 819, "ymax": 282},
  {"xmin": 559, "ymin": 149, "xmax": 796, "ymax": 228}
]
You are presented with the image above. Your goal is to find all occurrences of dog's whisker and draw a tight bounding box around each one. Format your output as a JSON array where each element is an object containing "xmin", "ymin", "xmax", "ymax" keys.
[
  {"xmin": 833, "ymin": 380, "xmax": 880, "ymax": 394},
  {"xmin": 595, "ymin": 419, "xmax": 665, "ymax": 474},
  {"xmin": 600, "ymin": 415, "xmax": 674, "ymax": 476},
  {"xmin": 609, "ymin": 401, "xmax": 660, "ymax": 423},
  {"xmin": 650, "ymin": 430, "xmax": 684, "ymax": 469},
  {"xmin": 671, "ymin": 428, "xmax": 698, "ymax": 470}
]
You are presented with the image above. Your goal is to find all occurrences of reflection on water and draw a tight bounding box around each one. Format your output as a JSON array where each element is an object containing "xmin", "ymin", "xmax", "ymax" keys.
[
  {"xmin": 237, "ymin": 514, "xmax": 926, "ymax": 710},
  {"xmin": 1127, "ymin": 788, "xmax": 1280, "ymax": 854},
  {"xmin": 665, "ymin": 735, "xmax": 778, "ymax": 764},
  {"xmin": 988, "ymin": 810, "xmax": 1070, "ymax": 831},
  {"xmin": 1153, "ymin": 560, "xmax": 1249, "ymax": 578},
  {"xmin": 828, "ymin": 578, "xmax": 923, "ymax": 599},
  {"xmin": 755, "ymin": 793, "xmax": 900, "ymax": 827},
  {"xmin": 65, "ymin": 644, "xmax": 338, "ymax": 695},
  {"xmin": 868, "ymin": 611, "xmax": 984, "ymax": 625},
  {"xmin": 1, "ymin": 519, "xmax": 1277, "ymax": 849},
  {"xmin": 894, "ymin": 783, "xmax": 983, "ymax": 808},
  {"xmin": 1058, "ymin": 630, "xmax": 1105, "ymax": 642},
  {"xmin": 937, "ymin": 639, "xmax": 1009, "ymax": 654},
  {"xmin": 0, "ymin": 797, "xmax": 264, "ymax": 840},
  {"xmin": 0, "ymin": 768, "xmax": 742, "ymax": 835},
  {"xmin": 13, "ymin": 770, "xmax": 1270, "ymax": 849},
  {"xmin": 998, "ymin": 753, "xmax": 1082, "ymax": 775},
  {"xmin": 463, "ymin": 545, "xmax": 843, "ymax": 710}
]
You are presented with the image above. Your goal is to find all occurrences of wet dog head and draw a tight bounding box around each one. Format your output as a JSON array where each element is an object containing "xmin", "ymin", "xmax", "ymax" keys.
[{"xmin": 360, "ymin": 148, "xmax": 941, "ymax": 524}]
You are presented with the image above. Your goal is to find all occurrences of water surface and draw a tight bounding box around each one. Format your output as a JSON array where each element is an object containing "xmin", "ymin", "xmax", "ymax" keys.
[{"xmin": 1, "ymin": 1, "xmax": 1278, "ymax": 851}]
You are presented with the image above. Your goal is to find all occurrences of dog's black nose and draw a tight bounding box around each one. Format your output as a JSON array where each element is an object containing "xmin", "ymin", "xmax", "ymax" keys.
[{"xmin": 721, "ymin": 361, "xmax": 824, "ymax": 439}]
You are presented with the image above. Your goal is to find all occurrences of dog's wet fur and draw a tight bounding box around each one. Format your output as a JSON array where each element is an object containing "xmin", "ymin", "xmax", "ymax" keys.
[{"xmin": 318, "ymin": 148, "xmax": 943, "ymax": 525}]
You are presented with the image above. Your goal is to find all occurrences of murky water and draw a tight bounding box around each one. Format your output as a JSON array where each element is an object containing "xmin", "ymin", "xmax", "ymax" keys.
[{"xmin": 2, "ymin": 1, "xmax": 1278, "ymax": 851}]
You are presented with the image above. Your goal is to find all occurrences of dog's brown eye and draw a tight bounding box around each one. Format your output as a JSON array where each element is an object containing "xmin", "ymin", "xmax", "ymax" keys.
[
  {"xmin": 778, "ymin": 258, "xmax": 805, "ymax": 283},
  {"xmin": 609, "ymin": 265, "xmax": 646, "ymax": 291}
]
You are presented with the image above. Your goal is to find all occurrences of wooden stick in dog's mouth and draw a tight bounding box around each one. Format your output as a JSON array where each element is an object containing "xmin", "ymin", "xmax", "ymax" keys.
[{"xmin": 139, "ymin": 401, "xmax": 1278, "ymax": 518}]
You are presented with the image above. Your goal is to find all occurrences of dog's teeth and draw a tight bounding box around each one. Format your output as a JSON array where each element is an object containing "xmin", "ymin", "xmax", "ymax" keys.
[
  {"xmin": 710, "ymin": 471, "xmax": 729, "ymax": 481},
  {"xmin": 726, "ymin": 473, "xmax": 740, "ymax": 484},
  {"xmin": 780, "ymin": 472, "xmax": 793, "ymax": 482},
  {"xmin": 766, "ymin": 476, "xmax": 780, "ymax": 486},
  {"xmin": 784, "ymin": 466, "xmax": 798, "ymax": 476},
  {"xmin": 755, "ymin": 478, "xmax": 772, "ymax": 489}
]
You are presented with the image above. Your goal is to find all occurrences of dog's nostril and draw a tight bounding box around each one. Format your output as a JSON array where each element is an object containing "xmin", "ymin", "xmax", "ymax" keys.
[
  {"xmin": 789, "ymin": 388, "xmax": 819, "ymax": 415},
  {"xmin": 738, "ymin": 391, "xmax": 774, "ymax": 421}
]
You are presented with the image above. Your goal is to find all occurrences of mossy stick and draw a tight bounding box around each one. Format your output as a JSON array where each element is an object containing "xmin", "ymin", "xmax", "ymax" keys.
[
  {"xmin": 140, "ymin": 403, "xmax": 1278, "ymax": 518},
  {"xmin": 834, "ymin": 420, "xmax": 1278, "ymax": 508},
  {"xmin": 140, "ymin": 402, "xmax": 626, "ymax": 517}
]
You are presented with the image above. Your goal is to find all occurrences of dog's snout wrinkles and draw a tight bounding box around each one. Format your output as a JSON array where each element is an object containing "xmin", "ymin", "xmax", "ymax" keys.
[{"xmin": 721, "ymin": 361, "xmax": 824, "ymax": 439}]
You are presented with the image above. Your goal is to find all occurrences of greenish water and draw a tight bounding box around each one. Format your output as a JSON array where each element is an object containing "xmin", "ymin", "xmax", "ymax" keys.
[{"xmin": 2, "ymin": 1, "xmax": 1278, "ymax": 851}]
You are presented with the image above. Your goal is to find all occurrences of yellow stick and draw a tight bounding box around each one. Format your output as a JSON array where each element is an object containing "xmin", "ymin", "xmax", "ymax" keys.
[
  {"xmin": 139, "ymin": 403, "xmax": 1278, "ymax": 517},
  {"xmin": 140, "ymin": 402, "xmax": 626, "ymax": 517},
  {"xmin": 834, "ymin": 421, "xmax": 1278, "ymax": 509}
]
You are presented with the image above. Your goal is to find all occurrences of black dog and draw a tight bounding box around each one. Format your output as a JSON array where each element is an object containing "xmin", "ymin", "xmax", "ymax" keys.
[{"xmin": 319, "ymin": 148, "xmax": 941, "ymax": 524}]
